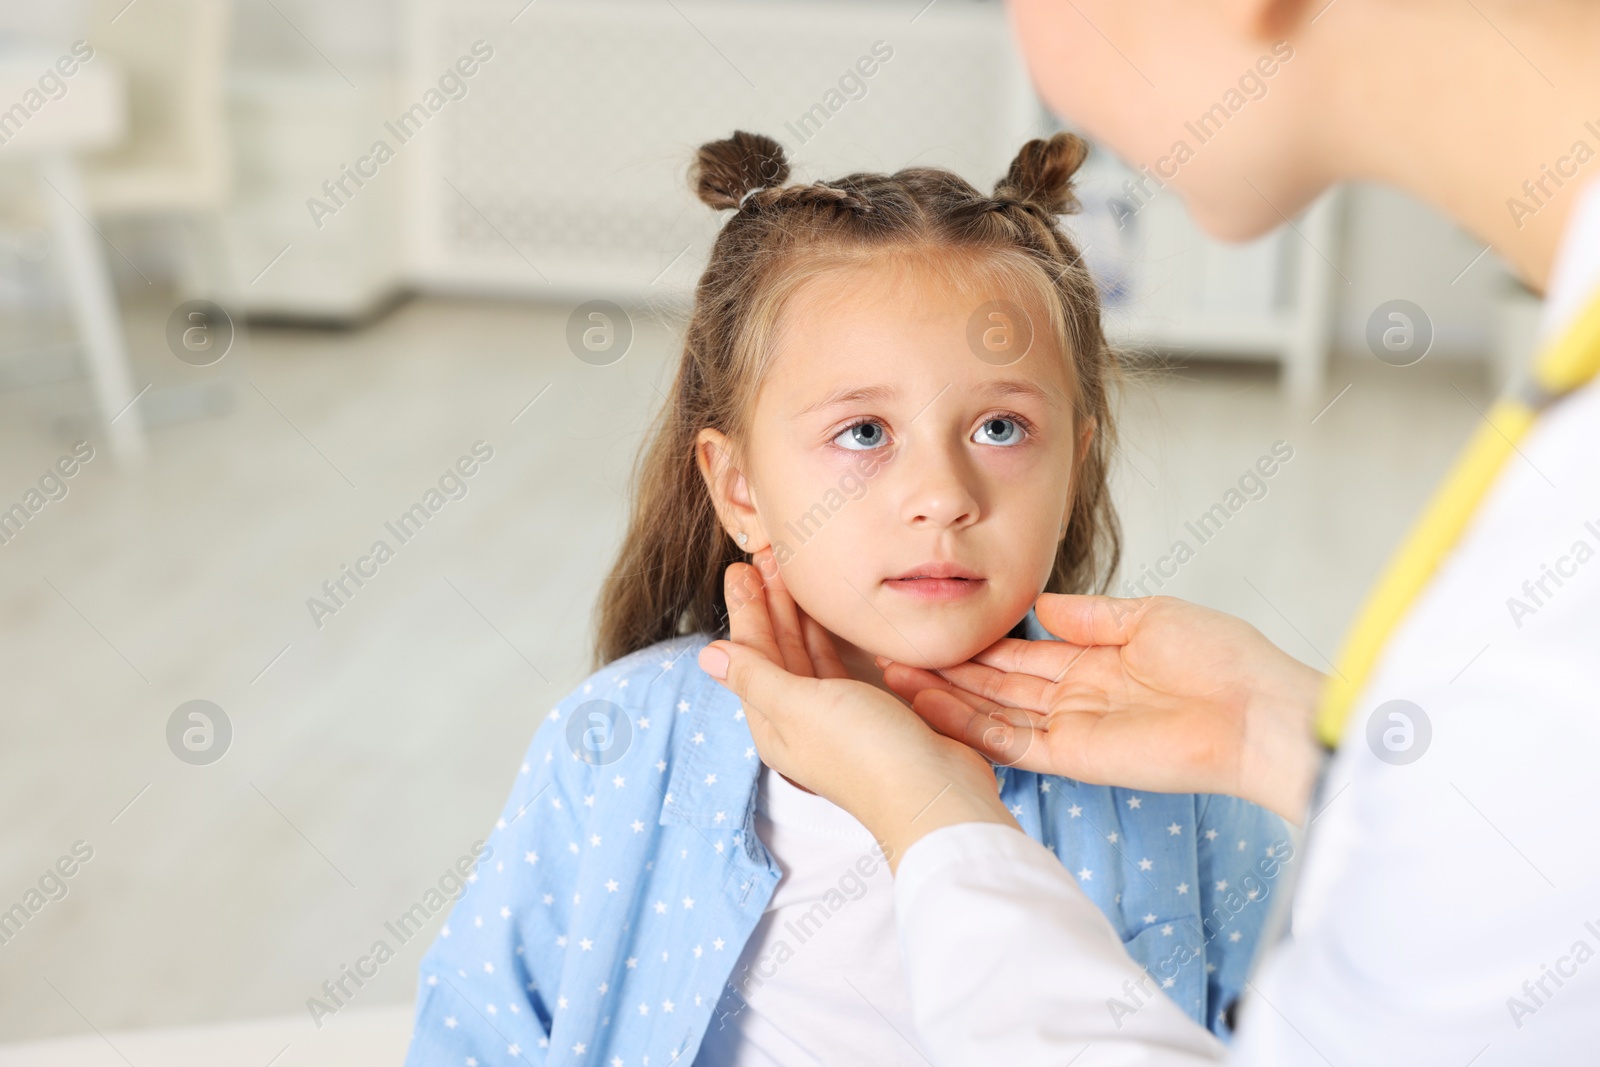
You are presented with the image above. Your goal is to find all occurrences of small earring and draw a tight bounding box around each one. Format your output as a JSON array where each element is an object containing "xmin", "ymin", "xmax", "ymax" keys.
[{"xmin": 736, "ymin": 532, "xmax": 749, "ymax": 546}]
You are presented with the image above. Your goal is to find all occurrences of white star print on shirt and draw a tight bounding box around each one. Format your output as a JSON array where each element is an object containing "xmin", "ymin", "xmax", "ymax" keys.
[{"xmin": 403, "ymin": 632, "xmax": 1289, "ymax": 1066}]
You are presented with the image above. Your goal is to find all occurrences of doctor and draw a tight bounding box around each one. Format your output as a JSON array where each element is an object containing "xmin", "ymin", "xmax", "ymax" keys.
[{"xmin": 696, "ymin": 0, "xmax": 1600, "ymax": 1063}]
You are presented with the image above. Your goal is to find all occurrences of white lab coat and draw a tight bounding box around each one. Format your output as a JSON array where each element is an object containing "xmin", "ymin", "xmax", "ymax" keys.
[{"xmin": 893, "ymin": 177, "xmax": 1600, "ymax": 1067}]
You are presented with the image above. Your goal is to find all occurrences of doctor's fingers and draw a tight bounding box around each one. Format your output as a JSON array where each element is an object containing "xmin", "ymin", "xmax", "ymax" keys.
[
  {"xmin": 911, "ymin": 688, "xmax": 1167, "ymax": 785},
  {"xmin": 966, "ymin": 635, "xmax": 1094, "ymax": 687},
  {"xmin": 724, "ymin": 562, "xmax": 787, "ymax": 669},
  {"xmin": 800, "ymin": 611, "xmax": 850, "ymax": 680},
  {"xmin": 909, "ymin": 686, "xmax": 1051, "ymax": 772},
  {"xmin": 700, "ymin": 639, "xmax": 818, "ymax": 748},
  {"xmin": 924, "ymin": 653, "xmax": 1067, "ymax": 713},
  {"xmin": 725, "ymin": 556, "xmax": 814, "ymax": 678},
  {"xmin": 878, "ymin": 657, "xmax": 1054, "ymax": 718},
  {"xmin": 877, "ymin": 658, "xmax": 955, "ymax": 705},
  {"xmin": 753, "ymin": 549, "xmax": 816, "ymax": 677},
  {"xmin": 1032, "ymin": 592, "xmax": 1150, "ymax": 647}
]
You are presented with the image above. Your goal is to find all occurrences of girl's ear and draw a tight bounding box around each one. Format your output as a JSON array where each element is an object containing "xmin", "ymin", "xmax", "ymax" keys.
[
  {"xmin": 694, "ymin": 428, "xmax": 772, "ymax": 552},
  {"xmin": 1076, "ymin": 415, "xmax": 1097, "ymax": 465}
]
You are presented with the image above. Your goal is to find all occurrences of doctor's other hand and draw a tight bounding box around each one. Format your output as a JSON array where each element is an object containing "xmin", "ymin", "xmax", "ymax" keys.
[
  {"xmin": 879, "ymin": 594, "xmax": 1326, "ymax": 824},
  {"xmin": 697, "ymin": 552, "xmax": 1017, "ymax": 871}
]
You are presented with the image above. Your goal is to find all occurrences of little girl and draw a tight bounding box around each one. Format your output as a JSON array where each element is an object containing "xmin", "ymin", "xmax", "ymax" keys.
[{"xmin": 404, "ymin": 131, "xmax": 1289, "ymax": 1066}]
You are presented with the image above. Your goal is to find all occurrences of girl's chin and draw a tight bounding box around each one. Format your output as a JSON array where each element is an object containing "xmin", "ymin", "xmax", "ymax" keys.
[
  {"xmin": 816, "ymin": 595, "xmax": 1030, "ymax": 672},
  {"xmin": 854, "ymin": 622, "xmax": 1018, "ymax": 673}
]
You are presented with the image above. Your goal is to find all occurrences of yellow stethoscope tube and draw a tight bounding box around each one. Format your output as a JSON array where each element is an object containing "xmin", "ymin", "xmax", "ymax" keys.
[{"xmin": 1316, "ymin": 289, "xmax": 1600, "ymax": 748}]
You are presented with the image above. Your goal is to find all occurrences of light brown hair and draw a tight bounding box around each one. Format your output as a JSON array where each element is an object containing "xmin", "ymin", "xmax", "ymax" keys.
[{"xmin": 593, "ymin": 129, "xmax": 1120, "ymax": 667}]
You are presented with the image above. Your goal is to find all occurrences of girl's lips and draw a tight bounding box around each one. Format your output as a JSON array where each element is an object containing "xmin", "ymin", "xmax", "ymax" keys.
[
  {"xmin": 882, "ymin": 576, "xmax": 987, "ymax": 601},
  {"xmin": 886, "ymin": 562, "xmax": 984, "ymax": 581}
]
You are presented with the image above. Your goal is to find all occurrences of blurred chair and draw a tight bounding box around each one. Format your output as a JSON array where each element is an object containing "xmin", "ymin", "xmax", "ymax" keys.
[
  {"xmin": 0, "ymin": 43, "xmax": 139, "ymax": 461},
  {"xmin": 82, "ymin": 0, "xmax": 231, "ymax": 297},
  {"xmin": 1, "ymin": 0, "xmax": 230, "ymax": 465}
]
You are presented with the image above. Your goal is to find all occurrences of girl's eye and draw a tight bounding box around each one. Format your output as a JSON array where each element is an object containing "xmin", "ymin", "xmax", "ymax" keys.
[
  {"xmin": 973, "ymin": 417, "xmax": 1026, "ymax": 447},
  {"xmin": 832, "ymin": 420, "xmax": 889, "ymax": 451}
]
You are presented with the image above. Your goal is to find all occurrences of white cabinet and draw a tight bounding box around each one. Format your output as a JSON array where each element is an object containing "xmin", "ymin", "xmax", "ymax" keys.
[
  {"xmin": 219, "ymin": 71, "xmax": 404, "ymax": 321},
  {"xmin": 401, "ymin": 0, "xmax": 1039, "ymax": 301}
]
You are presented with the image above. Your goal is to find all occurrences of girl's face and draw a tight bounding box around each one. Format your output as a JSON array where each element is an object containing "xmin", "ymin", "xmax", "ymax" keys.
[{"xmin": 699, "ymin": 256, "xmax": 1084, "ymax": 670}]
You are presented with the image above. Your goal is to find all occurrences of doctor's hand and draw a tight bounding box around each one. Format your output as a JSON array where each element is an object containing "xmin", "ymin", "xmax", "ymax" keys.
[
  {"xmin": 696, "ymin": 551, "xmax": 1018, "ymax": 872},
  {"xmin": 879, "ymin": 594, "xmax": 1326, "ymax": 824}
]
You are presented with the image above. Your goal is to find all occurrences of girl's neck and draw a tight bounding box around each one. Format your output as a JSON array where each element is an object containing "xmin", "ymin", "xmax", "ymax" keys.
[{"xmin": 830, "ymin": 631, "xmax": 905, "ymax": 702}]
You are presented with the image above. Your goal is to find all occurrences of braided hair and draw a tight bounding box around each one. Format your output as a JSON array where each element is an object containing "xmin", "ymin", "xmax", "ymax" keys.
[{"xmin": 593, "ymin": 129, "xmax": 1121, "ymax": 667}]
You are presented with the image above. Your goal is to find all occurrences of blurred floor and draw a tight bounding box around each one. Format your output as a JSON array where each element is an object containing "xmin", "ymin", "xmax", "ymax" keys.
[
  {"xmin": 0, "ymin": 1004, "xmax": 411, "ymax": 1066},
  {"xmin": 0, "ymin": 291, "xmax": 1485, "ymax": 1047}
]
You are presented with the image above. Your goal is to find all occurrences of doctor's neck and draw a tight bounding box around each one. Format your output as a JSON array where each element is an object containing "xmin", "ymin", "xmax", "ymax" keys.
[
  {"xmin": 1309, "ymin": 0, "xmax": 1600, "ymax": 291},
  {"xmin": 1017, "ymin": 0, "xmax": 1600, "ymax": 294}
]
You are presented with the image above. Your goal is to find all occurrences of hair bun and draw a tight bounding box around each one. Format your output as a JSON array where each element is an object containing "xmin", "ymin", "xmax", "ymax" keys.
[
  {"xmin": 692, "ymin": 131, "xmax": 791, "ymax": 211},
  {"xmin": 995, "ymin": 131, "xmax": 1089, "ymax": 215}
]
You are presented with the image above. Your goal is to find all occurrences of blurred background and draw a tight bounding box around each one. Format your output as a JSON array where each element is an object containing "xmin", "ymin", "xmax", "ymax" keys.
[{"xmin": 0, "ymin": 0, "xmax": 1542, "ymax": 1062}]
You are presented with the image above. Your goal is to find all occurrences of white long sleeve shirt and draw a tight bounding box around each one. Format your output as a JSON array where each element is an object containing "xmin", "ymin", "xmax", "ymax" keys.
[{"xmin": 893, "ymin": 177, "xmax": 1600, "ymax": 1067}]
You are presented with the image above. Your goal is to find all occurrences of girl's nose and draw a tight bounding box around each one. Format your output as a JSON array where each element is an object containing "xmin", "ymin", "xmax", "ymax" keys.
[{"xmin": 898, "ymin": 447, "xmax": 980, "ymax": 530}]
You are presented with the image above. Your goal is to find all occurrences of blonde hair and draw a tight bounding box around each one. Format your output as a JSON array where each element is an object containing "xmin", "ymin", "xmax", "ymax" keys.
[{"xmin": 593, "ymin": 130, "xmax": 1120, "ymax": 667}]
